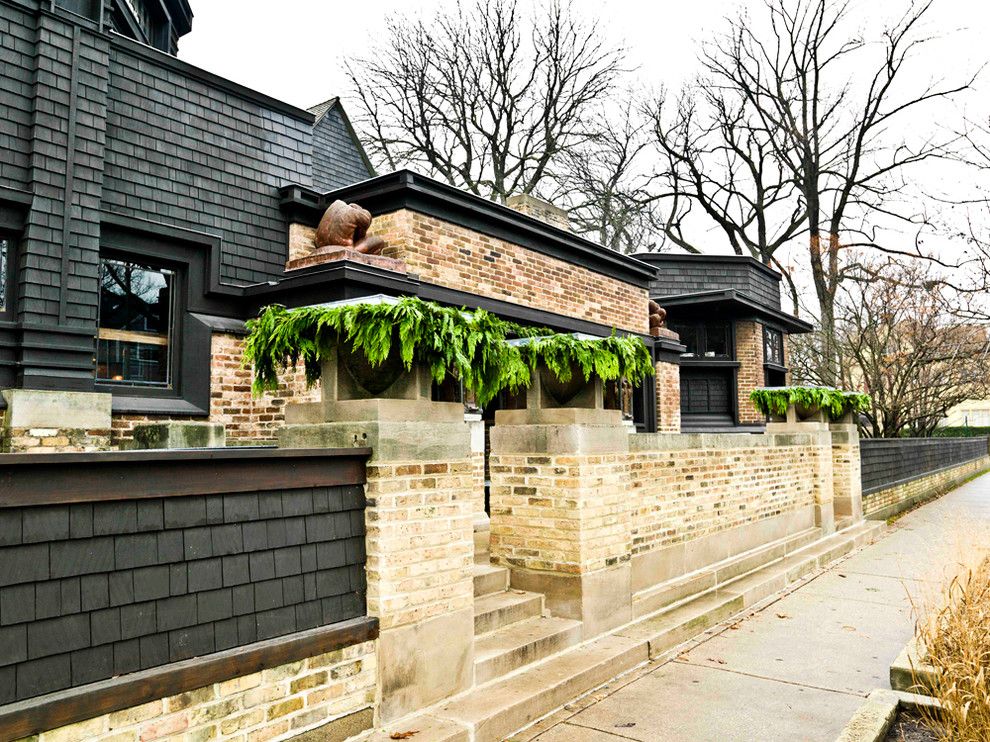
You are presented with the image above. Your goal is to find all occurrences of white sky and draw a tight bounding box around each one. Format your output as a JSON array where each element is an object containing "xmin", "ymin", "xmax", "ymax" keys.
[{"xmin": 179, "ymin": 0, "xmax": 990, "ymax": 302}]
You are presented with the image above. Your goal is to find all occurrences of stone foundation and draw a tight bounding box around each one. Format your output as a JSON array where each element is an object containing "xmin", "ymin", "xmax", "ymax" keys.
[
  {"xmin": 1, "ymin": 389, "xmax": 112, "ymax": 453},
  {"xmin": 13, "ymin": 641, "xmax": 377, "ymax": 742}
]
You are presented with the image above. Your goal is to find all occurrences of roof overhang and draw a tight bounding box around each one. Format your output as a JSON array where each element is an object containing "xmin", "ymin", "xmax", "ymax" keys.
[
  {"xmin": 279, "ymin": 171, "xmax": 658, "ymax": 288},
  {"xmin": 656, "ymin": 289, "xmax": 814, "ymax": 334}
]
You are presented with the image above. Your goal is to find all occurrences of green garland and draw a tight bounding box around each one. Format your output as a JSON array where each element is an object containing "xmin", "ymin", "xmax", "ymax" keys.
[
  {"xmin": 749, "ymin": 386, "xmax": 871, "ymax": 420},
  {"xmin": 243, "ymin": 297, "xmax": 654, "ymax": 406}
]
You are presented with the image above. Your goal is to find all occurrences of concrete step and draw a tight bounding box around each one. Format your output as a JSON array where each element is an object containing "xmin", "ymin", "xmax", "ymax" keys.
[
  {"xmin": 632, "ymin": 527, "xmax": 821, "ymax": 618},
  {"xmin": 370, "ymin": 519, "xmax": 887, "ymax": 742},
  {"xmin": 437, "ymin": 634, "xmax": 648, "ymax": 742},
  {"xmin": 474, "ymin": 590, "xmax": 543, "ymax": 636},
  {"xmin": 473, "ymin": 563, "xmax": 509, "ymax": 598},
  {"xmin": 474, "ymin": 616, "xmax": 583, "ymax": 685}
]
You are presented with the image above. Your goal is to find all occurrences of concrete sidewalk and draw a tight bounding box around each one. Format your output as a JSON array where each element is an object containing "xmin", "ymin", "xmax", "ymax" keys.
[{"xmin": 519, "ymin": 473, "xmax": 990, "ymax": 742}]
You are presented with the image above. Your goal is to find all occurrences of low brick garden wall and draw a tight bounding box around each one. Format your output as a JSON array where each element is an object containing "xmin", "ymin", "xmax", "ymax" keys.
[{"xmin": 860, "ymin": 437, "xmax": 990, "ymax": 520}]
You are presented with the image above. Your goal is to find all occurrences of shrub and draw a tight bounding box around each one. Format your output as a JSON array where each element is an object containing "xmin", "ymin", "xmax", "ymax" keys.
[{"xmin": 932, "ymin": 427, "xmax": 990, "ymax": 439}]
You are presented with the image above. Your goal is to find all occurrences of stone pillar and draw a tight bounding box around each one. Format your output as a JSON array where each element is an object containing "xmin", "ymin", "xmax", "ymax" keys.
[
  {"xmin": 490, "ymin": 370, "xmax": 633, "ymax": 638},
  {"xmin": 830, "ymin": 417, "xmax": 863, "ymax": 524},
  {"xmin": 735, "ymin": 321, "xmax": 765, "ymax": 425},
  {"xmin": 278, "ymin": 352, "xmax": 474, "ymax": 722},
  {"xmin": 1, "ymin": 389, "xmax": 112, "ymax": 453}
]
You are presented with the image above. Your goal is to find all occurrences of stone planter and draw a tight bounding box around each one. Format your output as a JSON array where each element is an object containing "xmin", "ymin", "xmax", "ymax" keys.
[
  {"xmin": 835, "ymin": 688, "xmax": 940, "ymax": 742},
  {"xmin": 337, "ymin": 334, "xmax": 406, "ymax": 396},
  {"xmin": 539, "ymin": 361, "xmax": 588, "ymax": 406}
]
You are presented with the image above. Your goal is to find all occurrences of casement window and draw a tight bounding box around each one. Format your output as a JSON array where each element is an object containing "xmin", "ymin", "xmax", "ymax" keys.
[
  {"xmin": 96, "ymin": 258, "xmax": 174, "ymax": 387},
  {"xmin": 764, "ymin": 327, "xmax": 785, "ymax": 366},
  {"xmin": 669, "ymin": 321, "xmax": 732, "ymax": 360}
]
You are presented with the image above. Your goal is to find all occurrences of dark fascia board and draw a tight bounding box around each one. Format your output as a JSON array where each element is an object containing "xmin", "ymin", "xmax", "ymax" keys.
[
  {"xmin": 633, "ymin": 251, "xmax": 783, "ymax": 283},
  {"xmin": 278, "ymin": 171, "xmax": 658, "ymax": 287},
  {"xmin": 657, "ymin": 289, "xmax": 814, "ymax": 333},
  {"xmin": 109, "ymin": 33, "xmax": 314, "ymax": 123},
  {"xmin": 0, "ymin": 616, "xmax": 377, "ymax": 741}
]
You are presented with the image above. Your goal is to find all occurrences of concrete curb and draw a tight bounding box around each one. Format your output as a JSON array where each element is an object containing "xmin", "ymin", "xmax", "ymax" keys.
[
  {"xmin": 834, "ymin": 689, "xmax": 941, "ymax": 742},
  {"xmin": 889, "ymin": 637, "xmax": 938, "ymax": 695}
]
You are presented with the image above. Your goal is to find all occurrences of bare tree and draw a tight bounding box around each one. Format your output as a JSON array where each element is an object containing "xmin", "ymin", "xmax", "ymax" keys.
[
  {"xmin": 654, "ymin": 0, "xmax": 974, "ymax": 382},
  {"xmin": 794, "ymin": 259, "xmax": 990, "ymax": 437},
  {"xmin": 346, "ymin": 0, "xmax": 623, "ymax": 205}
]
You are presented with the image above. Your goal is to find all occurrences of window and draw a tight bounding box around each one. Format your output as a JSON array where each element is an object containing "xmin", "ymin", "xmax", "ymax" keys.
[
  {"xmin": 669, "ymin": 321, "xmax": 731, "ymax": 360},
  {"xmin": 764, "ymin": 327, "xmax": 785, "ymax": 366},
  {"xmin": 97, "ymin": 258, "xmax": 174, "ymax": 387},
  {"xmin": 0, "ymin": 239, "xmax": 8, "ymax": 313}
]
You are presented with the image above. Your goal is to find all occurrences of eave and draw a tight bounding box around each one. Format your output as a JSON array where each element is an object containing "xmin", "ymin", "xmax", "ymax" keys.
[{"xmin": 656, "ymin": 289, "xmax": 814, "ymax": 334}]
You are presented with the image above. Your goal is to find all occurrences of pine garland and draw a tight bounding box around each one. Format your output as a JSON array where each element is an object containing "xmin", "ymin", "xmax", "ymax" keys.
[{"xmin": 243, "ymin": 297, "xmax": 654, "ymax": 406}]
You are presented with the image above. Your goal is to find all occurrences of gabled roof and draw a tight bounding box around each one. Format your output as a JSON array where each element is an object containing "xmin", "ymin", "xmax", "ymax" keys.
[{"xmin": 306, "ymin": 97, "xmax": 375, "ymax": 179}]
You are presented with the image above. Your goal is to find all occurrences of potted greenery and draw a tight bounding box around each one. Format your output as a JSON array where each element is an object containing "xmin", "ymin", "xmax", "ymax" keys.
[
  {"xmin": 242, "ymin": 296, "xmax": 655, "ymax": 410},
  {"xmin": 749, "ymin": 386, "xmax": 871, "ymax": 423}
]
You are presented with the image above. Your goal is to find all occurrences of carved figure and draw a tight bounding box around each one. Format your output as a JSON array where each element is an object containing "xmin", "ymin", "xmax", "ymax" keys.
[
  {"xmin": 648, "ymin": 300, "xmax": 667, "ymax": 336},
  {"xmin": 315, "ymin": 200, "xmax": 386, "ymax": 255}
]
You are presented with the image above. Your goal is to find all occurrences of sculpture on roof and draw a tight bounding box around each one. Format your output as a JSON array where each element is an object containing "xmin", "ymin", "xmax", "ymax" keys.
[
  {"xmin": 648, "ymin": 300, "xmax": 667, "ymax": 337},
  {"xmin": 315, "ymin": 200, "xmax": 386, "ymax": 255}
]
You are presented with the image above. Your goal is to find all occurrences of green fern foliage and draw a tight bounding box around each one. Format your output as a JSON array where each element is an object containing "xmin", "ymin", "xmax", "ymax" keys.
[
  {"xmin": 242, "ymin": 297, "xmax": 654, "ymax": 406},
  {"xmin": 749, "ymin": 386, "xmax": 871, "ymax": 419}
]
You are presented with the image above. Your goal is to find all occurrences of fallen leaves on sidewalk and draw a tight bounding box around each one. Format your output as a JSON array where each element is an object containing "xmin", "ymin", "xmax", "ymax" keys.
[
  {"xmin": 390, "ymin": 732, "xmax": 419, "ymax": 740},
  {"xmin": 615, "ymin": 722, "xmax": 637, "ymax": 728},
  {"xmin": 707, "ymin": 657, "xmax": 727, "ymax": 664},
  {"xmin": 775, "ymin": 613, "xmax": 791, "ymax": 619}
]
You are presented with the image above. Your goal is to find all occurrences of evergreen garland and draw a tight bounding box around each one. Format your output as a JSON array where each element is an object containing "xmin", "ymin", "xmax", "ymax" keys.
[
  {"xmin": 749, "ymin": 386, "xmax": 871, "ymax": 420},
  {"xmin": 243, "ymin": 297, "xmax": 654, "ymax": 406}
]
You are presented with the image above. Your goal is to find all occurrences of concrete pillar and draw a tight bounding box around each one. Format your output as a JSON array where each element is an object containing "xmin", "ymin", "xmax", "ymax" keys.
[
  {"xmin": 830, "ymin": 417, "xmax": 863, "ymax": 524},
  {"xmin": 278, "ymin": 352, "xmax": 474, "ymax": 722},
  {"xmin": 1, "ymin": 389, "xmax": 112, "ymax": 453},
  {"xmin": 489, "ymin": 370, "xmax": 633, "ymax": 639}
]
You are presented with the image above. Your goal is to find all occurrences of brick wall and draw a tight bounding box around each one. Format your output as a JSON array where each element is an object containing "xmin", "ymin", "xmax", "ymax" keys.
[
  {"xmin": 370, "ymin": 209, "xmax": 650, "ymax": 334},
  {"xmin": 863, "ymin": 456, "xmax": 990, "ymax": 520},
  {"xmin": 735, "ymin": 321, "xmax": 764, "ymax": 424},
  {"xmin": 627, "ymin": 434, "xmax": 822, "ymax": 556},
  {"xmin": 489, "ymin": 453, "xmax": 631, "ymax": 575},
  {"xmin": 364, "ymin": 460, "xmax": 475, "ymax": 630},
  {"xmin": 13, "ymin": 640, "xmax": 376, "ymax": 742},
  {"xmin": 112, "ymin": 333, "xmax": 319, "ymax": 448},
  {"xmin": 655, "ymin": 361, "xmax": 681, "ymax": 433}
]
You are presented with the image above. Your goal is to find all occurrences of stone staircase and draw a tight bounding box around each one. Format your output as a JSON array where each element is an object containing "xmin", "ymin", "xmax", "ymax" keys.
[
  {"xmin": 362, "ymin": 519, "xmax": 887, "ymax": 742},
  {"xmin": 471, "ymin": 547, "xmax": 583, "ymax": 686}
]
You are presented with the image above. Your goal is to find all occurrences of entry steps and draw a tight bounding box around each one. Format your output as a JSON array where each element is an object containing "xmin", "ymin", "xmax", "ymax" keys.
[{"xmin": 358, "ymin": 519, "xmax": 886, "ymax": 742}]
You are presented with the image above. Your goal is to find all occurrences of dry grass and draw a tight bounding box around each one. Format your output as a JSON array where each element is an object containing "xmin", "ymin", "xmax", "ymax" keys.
[{"xmin": 914, "ymin": 559, "xmax": 990, "ymax": 741}]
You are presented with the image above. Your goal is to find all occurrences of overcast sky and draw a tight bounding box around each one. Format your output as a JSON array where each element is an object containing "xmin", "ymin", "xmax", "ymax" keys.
[{"xmin": 178, "ymin": 1, "xmax": 990, "ymax": 282}]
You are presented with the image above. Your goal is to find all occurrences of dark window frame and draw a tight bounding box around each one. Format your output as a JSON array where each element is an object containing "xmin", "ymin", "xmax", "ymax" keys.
[
  {"xmin": 0, "ymin": 236, "xmax": 15, "ymax": 321},
  {"xmin": 669, "ymin": 319, "xmax": 733, "ymax": 360},
  {"xmin": 763, "ymin": 326, "xmax": 786, "ymax": 368},
  {"xmin": 96, "ymin": 255, "xmax": 178, "ymax": 390}
]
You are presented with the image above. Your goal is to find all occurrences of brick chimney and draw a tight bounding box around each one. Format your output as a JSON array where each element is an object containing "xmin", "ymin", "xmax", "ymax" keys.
[{"xmin": 505, "ymin": 194, "xmax": 570, "ymax": 232}]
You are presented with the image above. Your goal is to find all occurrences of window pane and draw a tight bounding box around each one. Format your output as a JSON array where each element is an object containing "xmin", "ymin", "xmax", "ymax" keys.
[
  {"xmin": 670, "ymin": 324, "xmax": 698, "ymax": 357},
  {"xmin": 97, "ymin": 258, "xmax": 173, "ymax": 387},
  {"xmin": 704, "ymin": 322, "xmax": 730, "ymax": 358},
  {"xmin": 0, "ymin": 240, "xmax": 7, "ymax": 312},
  {"xmin": 764, "ymin": 328, "xmax": 784, "ymax": 366}
]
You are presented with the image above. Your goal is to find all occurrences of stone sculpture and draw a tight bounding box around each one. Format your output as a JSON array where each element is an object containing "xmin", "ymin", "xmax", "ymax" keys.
[
  {"xmin": 315, "ymin": 200, "xmax": 386, "ymax": 255},
  {"xmin": 648, "ymin": 300, "xmax": 667, "ymax": 337}
]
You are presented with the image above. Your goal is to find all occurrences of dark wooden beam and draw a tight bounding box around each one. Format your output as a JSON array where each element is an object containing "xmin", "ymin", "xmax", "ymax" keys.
[{"xmin": 0, "ymin": 616, "xmax": 379, "ymax": 741}]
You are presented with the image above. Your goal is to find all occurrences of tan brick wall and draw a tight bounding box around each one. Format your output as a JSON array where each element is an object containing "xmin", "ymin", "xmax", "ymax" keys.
[
  {"xmin": 112, "ymin": 333, "xmax": 320, "ymax": 448},
  {"xmin": 364, "ymin": 460, "xmax": 475, "ymax": 631},
  {"xmin": 735, "ymin": 321, "xmax": 764, "ymax": 424},
  {"xmin": 628, "ymin": 435, "xmax": 822, "ymax": 556},
  {"xmin": 489, "ymin": 453, "xmax": 631, "ymax": 574},
  {"xmin": 16, "ymin": 640, "xmax": 376, "ymax": 742},
  {"xmin": 655, "ymin": 360, "xmax": 681, "ymax": 433},
  {"xmin": 370, "ymin": 209, "xmax": 650, "ymax": 333},
  {"xmin": 2, "ymin": 427, "xmax": 110, "ymax": 453},
  {"xmin": 863, "ymin": 456, "xmax": 990, "ymax": 518}
]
